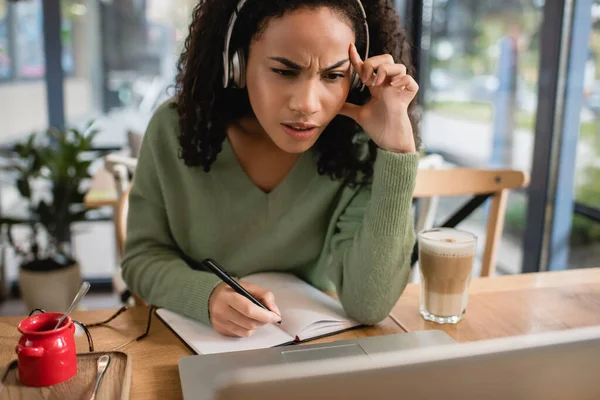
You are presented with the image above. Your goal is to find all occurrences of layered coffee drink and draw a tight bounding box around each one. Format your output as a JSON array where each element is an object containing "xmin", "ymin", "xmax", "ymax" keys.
[{"xmin": 418, "ymin": 228, "xmax": 477, "ymax": 324}]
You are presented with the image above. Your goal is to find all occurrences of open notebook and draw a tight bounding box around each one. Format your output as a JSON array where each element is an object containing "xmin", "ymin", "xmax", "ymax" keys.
[{"xmin": 156, "ymin": 272, "xmax": 361, "ymax": 354}]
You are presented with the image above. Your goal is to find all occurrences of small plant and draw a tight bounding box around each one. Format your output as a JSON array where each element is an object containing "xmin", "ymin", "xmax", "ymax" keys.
[{"xmin": 0, "ymin": 124, "xmax": 98, "ymax": 271}]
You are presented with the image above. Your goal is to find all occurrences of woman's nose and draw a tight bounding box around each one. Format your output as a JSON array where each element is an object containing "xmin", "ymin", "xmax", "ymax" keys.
[{"xmin": 289, "ymin": 81, "xmax": 321, "ymax": 116}]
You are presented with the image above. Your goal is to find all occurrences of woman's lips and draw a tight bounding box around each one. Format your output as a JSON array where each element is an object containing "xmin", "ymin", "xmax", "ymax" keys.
[{"xmin": 281, "ymin": 123, "xmax": 318, "ymax": 141}]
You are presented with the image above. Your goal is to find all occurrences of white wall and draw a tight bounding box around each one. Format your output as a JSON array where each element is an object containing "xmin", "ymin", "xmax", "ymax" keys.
[{"xmin": 0, "ymin": 78, "xmax": 94, "ymax": 144}]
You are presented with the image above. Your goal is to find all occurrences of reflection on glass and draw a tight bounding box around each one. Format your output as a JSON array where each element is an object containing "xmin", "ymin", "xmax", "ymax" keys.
[
  {"xmin": 11, "ymin": 0, "xmax": 74, "ymax": 79},
  {"xmin": 65, "ymin": 0, "xmax": 196, "ymax": 149},
  {"xmin": 423, "ymin": 0, "xmax": 542, "ymax": 171},
  {"xmin": 0, "ymin": 0, "xmax": 11, "ymax": 79},
  {"xmin": 419, "ymin": 0, "xmax": 543, "ymax": 275},
  {"xmin": 14, "ymin": 0, "xmax": 44, "ymax": 79},
  {"xmin": 59, "ymin": 0, "xmax": 198, "ymax": 281},
  {"xmin": 570, "ymin": 1, "xmax": 600, "ymax": 268}
]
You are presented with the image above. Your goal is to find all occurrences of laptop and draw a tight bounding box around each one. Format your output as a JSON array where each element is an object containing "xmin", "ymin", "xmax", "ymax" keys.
[
  {"xmin": 178, "ymin": 330, "xmax": 456, "ymax": 400},
  {"xmin": 214, "ymin": 325, "xmax": 600, "ymax": 400}
]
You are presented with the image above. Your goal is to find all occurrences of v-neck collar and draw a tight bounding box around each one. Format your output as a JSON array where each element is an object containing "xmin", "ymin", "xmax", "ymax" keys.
[{"xmin": 216, "ymin": 137, "xmax": 319, "ymax": 219}]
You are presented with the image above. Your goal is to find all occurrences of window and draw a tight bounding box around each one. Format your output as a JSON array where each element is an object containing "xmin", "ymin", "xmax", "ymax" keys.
[
  {"xmin": 0, "ymin": 0, "xmax": 74, "ymax": 82},
  {"xmin": 419, "ymin": 0, "xmax": 544, "ymax": 275},
  {"xmin": 63, "ymin": 0, "xmax": 196, "ymax": 147},
  {"xmin": 569, "ymin": 1, "xmax": 600, "ymax": 268},
  {"xmin": 0, "ymin": 0, "xmax": 11, "ymax": 80},
  {"xmin": 14, "ymin": 0, "xmax": 44, "ymax": 79},
  {"xmin": 0, "ymin": 1, "xmax": 49, "ymax": 145},
  {"xmin": 61, "ymin": 0, "xmax": 197, "ymax": 280}
]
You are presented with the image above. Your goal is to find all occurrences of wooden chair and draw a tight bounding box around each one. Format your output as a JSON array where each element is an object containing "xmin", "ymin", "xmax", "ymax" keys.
[
  {"xmin": 114, "ymin": 185, "xmax": 145, "ymax": 306},
  {"xmin": 104, "ymin": 153, "xmax": 145, "ymax": 306},
  {"xmin": 127, "ymin": 130, "xmax": 143, "ymax": 159},
  {"xmin": 104, "ymin": 152, "xmax": 138, "ymax": 199},
  {"xmin": 115, "ymin": 185, "xmax": 130, "ymax": 260},
  {"xmin": 413, "ymin": 168, "xmax": 529, "ymax": 277},
  {"xmin": 415, "ymin": 153, "xmax": 446, "ymax": 233}
]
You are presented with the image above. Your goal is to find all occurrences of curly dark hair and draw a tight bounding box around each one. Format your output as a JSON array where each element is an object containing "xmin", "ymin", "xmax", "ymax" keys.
[{"xmin": 174, "ymin": 0, "xmax": 419, "ymax": 187}]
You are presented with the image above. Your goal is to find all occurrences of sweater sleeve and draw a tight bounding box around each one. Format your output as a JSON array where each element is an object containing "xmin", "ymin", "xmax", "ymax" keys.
[
  {"xmin": 121, "ymin": 110, "xmax": 222, "ymax": 326},
  {"xmin": 326, "ymin": 149, "xmax": 419, "ymax": 325}
]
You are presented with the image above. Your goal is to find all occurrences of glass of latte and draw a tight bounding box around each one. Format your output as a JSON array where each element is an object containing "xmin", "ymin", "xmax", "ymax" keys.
[{"xmin": 418, "ymin": 228, "xmax": 477, "ymax": 324}]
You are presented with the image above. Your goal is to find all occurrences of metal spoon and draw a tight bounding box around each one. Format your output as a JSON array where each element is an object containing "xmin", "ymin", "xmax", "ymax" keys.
[
  {"xmin": 89, "ymin": 354, "xmax": 111, "ymax": 400},
  {"xmin": 53, "ymin": 281, "xmax": 91, "ymax": 330}
]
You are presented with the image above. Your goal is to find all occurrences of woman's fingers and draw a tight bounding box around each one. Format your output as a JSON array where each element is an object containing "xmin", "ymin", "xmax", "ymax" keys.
[
  {"xmin": 372, "ymin": 63, "xmax": 408, "ymax": 86},
  {"xmin": 253, "ymin": 289, "xmax": 282, "ymax": 317},
  {"xmin": 239, "ymin": 281, "xmax": 282, "ymax": 320},
  {"xmin": 226, "ymin": 305, "xmax": 263, "ymax": 330},
  {"xmin": 377, "ymin": 64, "xmax": 407, "ymax": 85},
  {"xmin": 349, "ymin": 45, "xmax": 398, "ymax": 86},
  {"xmin": 361, "ymin": 54, "xmax": 395, "ymax": 86},
  {"xmin": 390, "ymin": 74, "xmax": 419, "ymax": 92},
  {"xmin": 349, "ymin": 45, "xmax": 414, "ymax": 88},
  {"xmin": 228, "ymin": 294, "xmax": 280, "ymax": 324},
  {"xmin": 214, "ymin": 320, "xmax": 256, "ymax": 338},
  {"xmin": 349, "ymin": 43, "xmax": 364, "ymax": 78},
  {"xmin": 208, "ymin": 281, "xmax": 282, "ymax": 339},
  {"xmin": 227, "ymin": 284, "xmax": 281, "ymax": 324}
]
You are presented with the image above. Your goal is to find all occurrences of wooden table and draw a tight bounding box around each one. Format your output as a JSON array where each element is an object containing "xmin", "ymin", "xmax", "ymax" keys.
[
  {"xmin": 2, "ymin": 268, "xmax": 599, "ymax": 398},
  {"xmin": 0, "ymin": 308, "xmax": 402, "ymax": 400},
  {"xmin": 391, "ymin": 268, "xmax": 600, "ymax": 342}
]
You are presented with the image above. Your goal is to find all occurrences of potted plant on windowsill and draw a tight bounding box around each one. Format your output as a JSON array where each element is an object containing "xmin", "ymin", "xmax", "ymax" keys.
[{"xmin": 0, "ymin": 125, "xmax": 98, "ymax": 312}]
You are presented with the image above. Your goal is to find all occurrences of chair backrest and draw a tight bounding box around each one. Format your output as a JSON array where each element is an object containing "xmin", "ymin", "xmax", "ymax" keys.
[
  {"xmin": 413, "ymin": 168, "xmax": 529, "ymax": 277},
  {"xmin": 115, "ymin": 185, "xmax": 130, "ymax": 259},
  {"xmin": 103, "ymin": 152, "xmax": 138, "ymax": 256},
  {"xmin": 104, "ymin": 152, "xmax": 138, "ymax": 199},
  {"xmin": 127, "ymin": 130, "xmax": 143, "ymax": 158},
  {"xmin": 114, "ymin": 184, "xmax": 145, "ymax": 306},
  {"xmin": 415, "ymin": 153, "xmax": 446, "ymax": 233},
  {"xmin": 104, "ymin": 153, "xmax": 145, "ymax": 306}
]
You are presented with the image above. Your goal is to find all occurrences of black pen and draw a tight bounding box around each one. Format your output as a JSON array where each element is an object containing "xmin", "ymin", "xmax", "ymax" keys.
[{"xmin": 201, "ymin": 258, "xmax": 282, "ymax": 324}]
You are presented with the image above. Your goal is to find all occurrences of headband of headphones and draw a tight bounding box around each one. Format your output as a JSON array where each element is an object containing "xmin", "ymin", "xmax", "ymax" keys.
[{"xmin": 222, "ymin": 0, "xmax": 370, "ymax": 90}]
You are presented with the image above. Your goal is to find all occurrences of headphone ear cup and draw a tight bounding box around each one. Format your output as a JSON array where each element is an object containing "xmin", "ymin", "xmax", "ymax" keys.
[
  {"xmin": 350, "ymin": 70, "xmax": 362, "ymax": 91},
  {"xmin": 230, "ymin": 49, "xmax": 247, "ymax": 89}
]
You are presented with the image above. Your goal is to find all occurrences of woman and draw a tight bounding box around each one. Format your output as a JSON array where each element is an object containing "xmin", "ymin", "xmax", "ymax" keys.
[{"xmin": 122, "ymin": 0, "xmax": 420, "ymax": 338}]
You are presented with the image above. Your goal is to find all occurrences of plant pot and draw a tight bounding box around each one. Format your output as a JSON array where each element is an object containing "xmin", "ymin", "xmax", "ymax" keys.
[{"xmin": 19, "ymin": 261, "xmax": 82, "ymax": 312}]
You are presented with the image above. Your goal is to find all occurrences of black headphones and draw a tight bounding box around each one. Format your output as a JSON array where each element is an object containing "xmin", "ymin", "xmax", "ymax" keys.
[{"xmin": 222, "ymin": 0, "xmax": 370, "ymax": 91}]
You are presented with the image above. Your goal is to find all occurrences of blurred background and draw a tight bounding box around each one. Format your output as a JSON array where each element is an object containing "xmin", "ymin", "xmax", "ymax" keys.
[{"xmin": 0, "ymin": 0, "xmax": 598, "ymax": 314}]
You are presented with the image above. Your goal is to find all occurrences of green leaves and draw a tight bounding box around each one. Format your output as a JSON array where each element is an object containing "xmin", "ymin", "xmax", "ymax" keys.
[
  {"xmin": 37, "ymin": 201, "xmax": 53, "ymax": 229},
  {"xmin": 16, "ymin": 178, "xmax": 31, "ymax": 198},
  {"xmin": 5, "ymin": 120, "xmax": 99, "ymax": 261}
]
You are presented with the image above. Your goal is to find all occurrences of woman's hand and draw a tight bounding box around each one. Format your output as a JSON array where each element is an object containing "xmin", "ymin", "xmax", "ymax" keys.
[
  {"xmin": 339, "ymin": 44, "xmax": 418, "ymax": 154},
  {"xmin": 209, "ymin": 281, "xmax": 282, "ymax": 337}
]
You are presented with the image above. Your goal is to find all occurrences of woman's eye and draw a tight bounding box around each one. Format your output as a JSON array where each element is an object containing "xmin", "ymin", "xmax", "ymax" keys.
[
  {"xmin": 271, "ymin": 69, "xmax": 296, "ymax": 77},
  {"xmin": 324, "ymin": 73, "xmax": 345, "ymax": 81}
]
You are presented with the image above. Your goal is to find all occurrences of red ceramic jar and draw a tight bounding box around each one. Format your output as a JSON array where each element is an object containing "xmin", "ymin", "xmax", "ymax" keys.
[{"xmin": 15, "ymin": 312, "xmax": 77, "ymax": 387}]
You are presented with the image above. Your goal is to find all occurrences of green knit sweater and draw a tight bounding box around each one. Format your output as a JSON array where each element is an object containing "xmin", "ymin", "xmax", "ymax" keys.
[{"xmin": 121, "ymin": 101, "xmax": 419, "ymax": 326}]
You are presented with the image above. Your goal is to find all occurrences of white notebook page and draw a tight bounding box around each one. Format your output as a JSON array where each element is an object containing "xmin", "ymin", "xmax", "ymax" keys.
[
  {"xmin": 242, "ymin": 273, "xmax": 358, "ymax": 340},
  {"xmin": 156, "ymin": 308, "xmax": 293, "ymax": 354}
]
